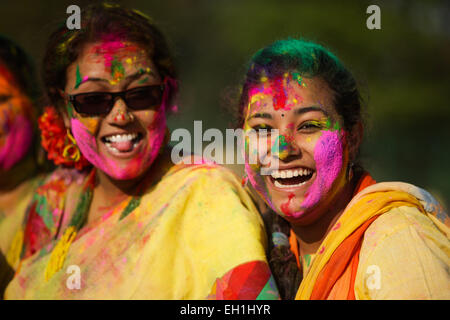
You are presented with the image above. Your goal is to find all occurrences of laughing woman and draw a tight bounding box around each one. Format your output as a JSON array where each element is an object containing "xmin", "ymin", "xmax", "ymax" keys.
[
  {"xmin": 238, "ymin": 38, "xmax": 450, "ymax": 299},
  {"xmin": 4, "ymin": 4, "xmax": 279, "ymax": 299}
]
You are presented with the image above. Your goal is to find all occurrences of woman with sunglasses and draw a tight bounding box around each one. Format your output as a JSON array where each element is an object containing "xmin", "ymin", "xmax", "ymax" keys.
[
  {"xmin": 4, "ymin": 4, "xmax": 279, "ymax": 299},
  {"xmin": 237, "ymin": 38, "xmax": 449, "ymax": 299},
  {"xmin": 0, "ymin": 35, "xmax": 50, "ymax": 297}
]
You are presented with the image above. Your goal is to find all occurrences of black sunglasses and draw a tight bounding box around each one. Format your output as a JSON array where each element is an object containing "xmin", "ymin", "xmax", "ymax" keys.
[{"xmin": 68, "ymin": 84, "xmax": 165, "ymax": 116}]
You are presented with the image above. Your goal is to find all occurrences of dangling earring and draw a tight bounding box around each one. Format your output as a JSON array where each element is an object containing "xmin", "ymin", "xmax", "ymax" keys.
[{"xmin": 63, "ymin": 129, "xmax": 81, "ymax": 162}]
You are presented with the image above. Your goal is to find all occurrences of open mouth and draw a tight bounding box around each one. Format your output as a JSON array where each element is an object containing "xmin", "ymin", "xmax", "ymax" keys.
[
  {"xmin": 268, "ymin": 168, "xmax": 314, "ymax": 189},
  {"xmin": 101, "ymin": 132, "xmax": 143, "ymax": 154}
]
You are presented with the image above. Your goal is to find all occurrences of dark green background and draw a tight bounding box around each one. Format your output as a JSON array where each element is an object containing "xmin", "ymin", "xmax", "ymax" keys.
[{"xmin": 1, "ymin": 0, "xmax": 449, "ymax": 207}]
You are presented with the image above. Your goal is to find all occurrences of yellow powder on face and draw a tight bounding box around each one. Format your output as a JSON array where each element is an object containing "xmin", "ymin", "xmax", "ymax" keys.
[{"xmin": 79, "ymin": 117, "xmax": 101, "ymax": 135}]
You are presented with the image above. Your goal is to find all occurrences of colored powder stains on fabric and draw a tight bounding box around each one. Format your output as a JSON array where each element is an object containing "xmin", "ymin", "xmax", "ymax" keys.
[
  {"xmin": 213, "ymin": 260, "xmax": 277, "ymax": 299},
  {"xmin": 281, "ymin": 193, "xmax": 295, "ymax": 216},
  {"xmin": 331, "ymin": 221, "xmax": 341, "ymax": 231},
  {"xmin": 300, "ymin": 130, "xmax": 343, "ymax": 209},
  {"xmin": 241, "ymin": 175, "xmax": 249, "ymax": 187},
  {"xmin": 318, "ymin": 246, "xmax": 325, "ymax": 254},
  {"xmin": 256, "ymin": 275, "xmax": 279, "ymax": 300},
  {"xmin": 35, "ymin": 195, "xmax": 54, "ymax": 230},
  {"xmin": 304, "ymin": 254, "xmax": 312, "ymax": 267}
]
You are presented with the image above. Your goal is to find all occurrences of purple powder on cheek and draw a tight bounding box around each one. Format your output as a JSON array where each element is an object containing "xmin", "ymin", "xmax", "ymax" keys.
[{"xmin": 301, "ymin": 130, "xmax": 343, "ymax": 209}]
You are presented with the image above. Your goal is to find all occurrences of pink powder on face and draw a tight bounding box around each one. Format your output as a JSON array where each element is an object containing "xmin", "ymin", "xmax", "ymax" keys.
[
  {"xmin": 71, "ymin": 115, "xmax": 165, "ymax": 180},
  {"xmin": 92, "ymin": 39, "xmax": 126, "ymax": 69},
  {"xmin": 0, "ymin": 114, "xmax": 33, "ymax": 170},
  {"xmin": 300, "ymin": 130, "xmax": 344, "ymax": 210}
]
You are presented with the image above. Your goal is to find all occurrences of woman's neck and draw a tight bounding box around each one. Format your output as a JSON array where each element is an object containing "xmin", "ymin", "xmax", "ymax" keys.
[
  {"xmin": 290, "ymin": 177, "xmax": 356, "ymax": 258},
  {"xmin": 87, "ymin": 147, "xmax": 173, "ymax": 224}
]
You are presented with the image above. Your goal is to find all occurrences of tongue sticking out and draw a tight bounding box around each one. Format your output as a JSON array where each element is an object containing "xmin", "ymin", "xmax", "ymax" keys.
[{"xmin": 110, "ymin": 140, "xmax": 134, "ymax": 152}]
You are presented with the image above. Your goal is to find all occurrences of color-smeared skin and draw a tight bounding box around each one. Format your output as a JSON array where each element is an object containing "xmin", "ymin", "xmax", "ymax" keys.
[
  {"xmin": 64, "ymin": 40, "xmax": 167, "ymax": 181},
  {"xmin": 243, "ymin": 75, "xmax": 350, "ymax": 225},
  {"xmin": 0, "ymin": 65, "xmax": 34, "ymax": 170}
]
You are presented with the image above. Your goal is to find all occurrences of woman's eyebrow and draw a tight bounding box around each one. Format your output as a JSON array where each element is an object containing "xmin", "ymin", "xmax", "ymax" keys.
[
  {"xmin": 75, "ymin": 69, "xmax": 157, "ymax": 87},
  {"xmin": 125, "ymin": 69, "xmax": 157, "ymax": 82},
  {"xmin": 247, "ymin": 112, "xmax": 273, "ymax": 121},
  {"xmin": 294, "ymin": 106, "xmax": 329, "ymax": 117}
]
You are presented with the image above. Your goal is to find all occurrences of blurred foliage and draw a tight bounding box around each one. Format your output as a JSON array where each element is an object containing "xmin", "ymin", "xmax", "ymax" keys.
[{"xmin": 1, "ymin": 0, "xmax": 449, "ymax": 206}]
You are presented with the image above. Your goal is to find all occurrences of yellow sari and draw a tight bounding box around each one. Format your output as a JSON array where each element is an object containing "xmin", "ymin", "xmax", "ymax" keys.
[
  {"xmin": 4, "ymin": 162, "xmax": 279, "ymax": 299},
  {"xmin": 0, "ymin": 176, "xmax": 42, "ymax": 297},
  {"xmin": 294, "ymin": 174, "xmax": 449, "ymax": 299}
]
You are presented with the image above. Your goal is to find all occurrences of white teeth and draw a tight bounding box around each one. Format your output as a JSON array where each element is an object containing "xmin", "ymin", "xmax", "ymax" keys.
[
  {"xmin": 270, "ymin": 168, "xmax": 313, "ymax": 179},
  {"xmin": 105, "ymin": 143, "xmax": 120, "ymax": 154},
  {"xmin": 274, "ymin": 179, "xmax": 308, "ymax": 189},
  {"xmin": 104, "ymin": 133, "xmax": 137, "ymax": 143}
]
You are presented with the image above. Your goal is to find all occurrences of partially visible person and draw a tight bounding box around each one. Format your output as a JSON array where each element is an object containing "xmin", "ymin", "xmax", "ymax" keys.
[
  {"xmin": 236, "ymin": 38, "xmax": 449, "ymax": 299},
  {"xmin": 4, "ymin": 3, "xmax": 279, "ymax": 300},
  {"xmin": 0, "ymin": 35, "xmax": 49, "ymax": 297}
]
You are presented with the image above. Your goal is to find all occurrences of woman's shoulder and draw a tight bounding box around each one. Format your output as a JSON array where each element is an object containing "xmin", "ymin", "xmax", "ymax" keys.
[
  {"xmin": 354, "ymin": 182, "xmax": 450, "ymax": 299},
  {"xmin": 353, "ymin": 179, "xmax": 448, "ymax": 226},
  {"xmin": 161, "ymin": 155, "xmax": 244, "ymax": 189}
]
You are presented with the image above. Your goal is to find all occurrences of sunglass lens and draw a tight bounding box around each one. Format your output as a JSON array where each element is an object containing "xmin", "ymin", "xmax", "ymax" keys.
[
  {"xmin": 126, "ymin": 86, "xmax": 163, "ymax": 110},
  {"xmin": 74, "ymin": 93, "xmax": 112, "ymax": 115}
]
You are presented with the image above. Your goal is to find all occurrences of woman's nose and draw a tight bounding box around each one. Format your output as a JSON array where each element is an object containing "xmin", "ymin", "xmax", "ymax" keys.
[
  {"xmin": 274, "ymin": 133, "xmax": 301, "ymax": 161},
  {"xmin": 108, "ymin": 98, "xmax": 134, "ymax": 124}
]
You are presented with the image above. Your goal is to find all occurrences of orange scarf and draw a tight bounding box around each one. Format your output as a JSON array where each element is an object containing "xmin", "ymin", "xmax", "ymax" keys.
[{"xmin": 289, "ymin": 172, "xmax": 377, "ymax": 299}]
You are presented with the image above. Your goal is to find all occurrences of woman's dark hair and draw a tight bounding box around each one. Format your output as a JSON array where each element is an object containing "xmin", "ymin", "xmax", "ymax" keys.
[
  {"xmin": 238, "ymin": 38, "xmax": 365, "ymax": 299},
  {"xmin": 0, "ymin": 35, "xmax": 39, "ymax": 103},
  {"xmin": 238, "ymin": 38, "xmax": 362, "ymax": 131},
  {"xmin": 42, "ymin": 2, "xmax": 177, "ymax": 109}
]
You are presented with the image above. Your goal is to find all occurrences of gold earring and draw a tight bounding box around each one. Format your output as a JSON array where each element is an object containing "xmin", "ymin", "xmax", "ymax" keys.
[{"xmin": 63, "ymin": 130, "xmax": 81, "ymax": 162}]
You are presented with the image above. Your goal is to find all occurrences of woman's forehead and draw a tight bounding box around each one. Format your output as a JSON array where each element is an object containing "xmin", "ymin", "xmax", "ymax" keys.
[
  {"xmin": 78, "ymin": 41, "xmax": 150, "ymax": 69},
  {"xmin": 245, "ymin": 76, "xmax": 336, "ymax": 117},
  {"xmin": 67, "ymin": 41, "xmax": 158, "ymax": 88}
]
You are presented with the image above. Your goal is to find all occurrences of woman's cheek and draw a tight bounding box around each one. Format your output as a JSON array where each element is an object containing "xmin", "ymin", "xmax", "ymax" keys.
[
  {"xmin": 0, "ymin": 98, "xmax": 34, "ymax": 170},
  {"xmin": 0, "ymin": 114, "xmax": 33, "ymax": 170},
  {"xmin": 243, "ymin": 131, "xmax": 275, "ymax": 206},
  {"xmin": 142, "ymin": 111, "xmax": 166, "ymax": 165},
  {"xmin": 70, "ymin": 118, "xmax": 101, "ymax": 167},
  {"xmin": 301, "ymin": 129, "xmax": 345, "ymax": 209}
]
